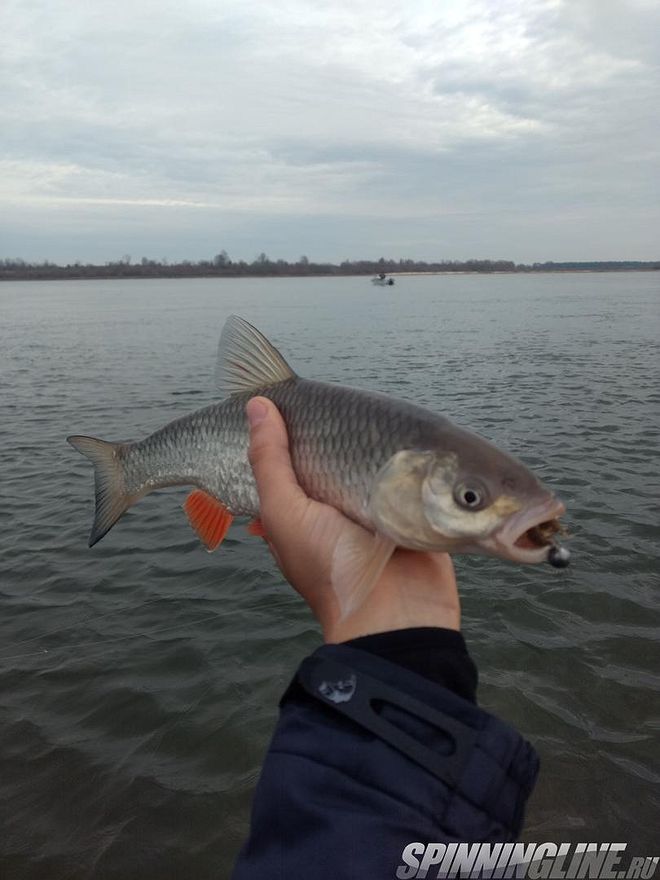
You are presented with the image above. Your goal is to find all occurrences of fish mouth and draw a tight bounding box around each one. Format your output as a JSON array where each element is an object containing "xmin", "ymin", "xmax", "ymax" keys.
[{"xmin": 486, "ymin": 496, "xmax": 567, "ymax": 564}]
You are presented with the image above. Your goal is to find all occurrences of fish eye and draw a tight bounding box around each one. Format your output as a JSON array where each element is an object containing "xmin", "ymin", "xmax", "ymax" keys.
[{"xmin": 454, "ymin": 482, "xmax": 486, "ymax": 511}]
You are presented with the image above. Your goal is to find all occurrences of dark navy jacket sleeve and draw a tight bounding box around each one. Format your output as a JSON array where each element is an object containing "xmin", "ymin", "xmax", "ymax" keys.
[{"xmin": 231, "ymin": 628, "xmax": 539, "ymax": 879}]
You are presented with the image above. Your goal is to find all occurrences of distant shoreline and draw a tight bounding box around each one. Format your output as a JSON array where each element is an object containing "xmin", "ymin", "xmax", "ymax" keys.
[{"xmin": 1, "ymin": 266, "xmax": 658, "ymax": 282}]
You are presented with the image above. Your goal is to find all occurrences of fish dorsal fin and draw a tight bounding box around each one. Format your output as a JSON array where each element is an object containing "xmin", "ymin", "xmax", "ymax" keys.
[{"xmin": 216, "ymin": 315, "xmax": 296, "ymax": 396}]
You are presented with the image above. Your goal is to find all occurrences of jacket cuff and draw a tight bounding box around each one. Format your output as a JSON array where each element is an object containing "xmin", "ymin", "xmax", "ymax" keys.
[{"xmin": 342, "ymin": 627, "xmax": 478, "ymax": 703}]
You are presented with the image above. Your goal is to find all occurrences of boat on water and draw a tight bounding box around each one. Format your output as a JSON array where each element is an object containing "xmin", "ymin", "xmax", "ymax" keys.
[{"xmin": 371, "ymin": 273, "xmax": 395, "ymax": 286}]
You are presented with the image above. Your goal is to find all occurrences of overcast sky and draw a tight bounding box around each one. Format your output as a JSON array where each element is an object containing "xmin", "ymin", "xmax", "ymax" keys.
[{"xmin": 1, "ymin": 0, "xmax": 658, "ymax": 263}]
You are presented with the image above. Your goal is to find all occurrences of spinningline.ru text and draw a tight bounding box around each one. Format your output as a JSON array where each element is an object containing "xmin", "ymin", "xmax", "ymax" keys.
[{"xmin": 396, "ymin": 843, "xmax": 659, "ymax": 880}]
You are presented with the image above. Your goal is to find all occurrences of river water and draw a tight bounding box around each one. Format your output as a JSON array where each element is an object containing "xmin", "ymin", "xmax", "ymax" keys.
[{"xmin": 0, "ymin": 273, "xmax": 658, "ymax": 878}]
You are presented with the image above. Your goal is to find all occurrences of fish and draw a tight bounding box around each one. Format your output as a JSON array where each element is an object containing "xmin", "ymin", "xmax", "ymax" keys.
[{"xmin": 68, "ymin": 315, "xmax": 569, "ymax": 617}]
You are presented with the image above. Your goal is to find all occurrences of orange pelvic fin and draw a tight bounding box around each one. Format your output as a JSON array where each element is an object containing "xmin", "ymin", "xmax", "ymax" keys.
[
  {"xmin": 184, "ymin": 490, "xmax": 233, "ymax": 552},
  {"xmin": 247, "ymin": 517, "xmax": 267, "ymax": 538}
]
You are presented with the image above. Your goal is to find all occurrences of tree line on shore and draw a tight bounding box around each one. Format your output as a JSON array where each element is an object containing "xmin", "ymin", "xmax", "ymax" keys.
[{"xmin": 1, "ymin": 253, "xmax": 658, "ymax": 281}]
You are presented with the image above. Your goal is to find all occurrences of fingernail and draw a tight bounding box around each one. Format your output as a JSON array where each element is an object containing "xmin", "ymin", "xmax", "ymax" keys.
[{"xmin": 246, "ymin": 398, "xmax": 268, "ymax": 427}]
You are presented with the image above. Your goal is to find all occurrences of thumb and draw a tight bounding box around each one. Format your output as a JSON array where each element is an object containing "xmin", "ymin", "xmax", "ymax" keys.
[{"xmin": 246, "ymin": 397, "xmax": 307, "ymax": 518}]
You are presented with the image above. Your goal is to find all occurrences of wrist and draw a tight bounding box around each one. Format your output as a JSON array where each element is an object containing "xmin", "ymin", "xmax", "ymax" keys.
[{"xmin": 323, "ymin": 594, "xmax": 460, "ymax": 644}]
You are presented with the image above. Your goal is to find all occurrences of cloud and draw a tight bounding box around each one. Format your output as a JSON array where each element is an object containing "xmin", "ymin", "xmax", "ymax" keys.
[{"xmin": 0, "ymin": 0, "xmax": 658, "ymax": 261}]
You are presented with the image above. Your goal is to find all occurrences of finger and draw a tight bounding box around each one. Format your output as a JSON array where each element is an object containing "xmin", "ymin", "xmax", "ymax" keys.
[{"xmin": 246, "ymin": 397, "xmax": 308, "ymax": 518}]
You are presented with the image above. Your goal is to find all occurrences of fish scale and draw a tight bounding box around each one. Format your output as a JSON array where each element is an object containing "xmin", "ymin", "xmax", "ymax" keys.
[{"xmin": 121, "ymin": 378, "xmax": 435, "ymax": 525}]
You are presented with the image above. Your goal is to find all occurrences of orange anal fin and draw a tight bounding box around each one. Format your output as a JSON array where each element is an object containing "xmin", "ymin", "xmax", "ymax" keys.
[
  {"xmin": 247, "ymin": 517, "xmax": 267, "ymax": 538},
  {"xmin": 184, "ymin": 490, "xmax": 233, "ymax": 552}
]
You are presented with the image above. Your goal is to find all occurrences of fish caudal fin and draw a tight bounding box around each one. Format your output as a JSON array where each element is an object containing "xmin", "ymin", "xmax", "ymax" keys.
[
  {"xmin": 184, "ymin": 489, "xmax": 233, "ymax": 551},
  {"xmin": 67, "ymin": 435, "xmax": 132, "ymax": 547}
]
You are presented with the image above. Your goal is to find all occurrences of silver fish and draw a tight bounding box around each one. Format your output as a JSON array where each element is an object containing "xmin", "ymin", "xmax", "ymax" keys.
[{"xmin": 68, "ymin": 316, "xmax": 569, "ymax": 616}]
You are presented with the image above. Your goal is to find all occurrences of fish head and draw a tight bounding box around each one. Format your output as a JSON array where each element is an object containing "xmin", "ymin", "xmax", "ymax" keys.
[{"xmin": 368, "ymin": 431, "xmax": 566, "ymax": 564}]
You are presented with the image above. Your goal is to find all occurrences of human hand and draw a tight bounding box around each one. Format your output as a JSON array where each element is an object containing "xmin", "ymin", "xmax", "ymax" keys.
[{"xmin": 246, "ymin": 396, "xmax": 461, "ymax": 644}]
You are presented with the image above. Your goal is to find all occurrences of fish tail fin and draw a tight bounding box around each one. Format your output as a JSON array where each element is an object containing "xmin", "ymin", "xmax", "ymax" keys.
[{"xmin": 67, "ymin": 435, "xmax": 133, "ymax": 547}]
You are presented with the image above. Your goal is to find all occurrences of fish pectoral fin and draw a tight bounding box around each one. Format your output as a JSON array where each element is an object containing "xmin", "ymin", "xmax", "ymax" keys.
[
  {"xmin": 331, "ymin": 530, "xmax": 396, "ymax": 621},
  {"xmin": 184, "ymin": 490, "xmax": 233, "ymax": 552},
  {"xmin": 247, "ymin": 517, "xmax": 267, "ymax": 538},
  {"xmin": 215, "ymin": 315, "xmax": 297, "ymax": 396}
]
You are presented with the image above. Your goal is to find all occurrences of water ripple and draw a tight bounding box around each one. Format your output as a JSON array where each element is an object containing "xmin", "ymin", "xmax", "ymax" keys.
[{"xmin": 1, "ymin": 274, "xmax": 659, "ymax": 874}]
